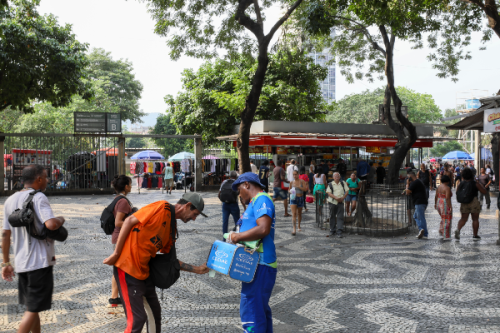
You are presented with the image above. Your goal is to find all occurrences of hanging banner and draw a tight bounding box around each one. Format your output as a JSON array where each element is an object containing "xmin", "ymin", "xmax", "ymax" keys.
[{"xmin": 484, "ymin": 108, "xmax": 500, "ymax": 133}]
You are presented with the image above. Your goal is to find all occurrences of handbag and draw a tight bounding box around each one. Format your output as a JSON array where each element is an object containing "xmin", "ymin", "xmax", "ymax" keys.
[
  {"xmin": 148, "ymin": 204, "xmax": 180, "ymax": 289},
  {"xmin": 281, "ymin": 181, "xmax": 290, "ymax": 190}
]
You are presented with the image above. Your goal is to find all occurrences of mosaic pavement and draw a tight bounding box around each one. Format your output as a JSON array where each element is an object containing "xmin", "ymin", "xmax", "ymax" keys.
[{"xmin": 1, "ymin": 188, "xmax": 500, "ymax": 332}]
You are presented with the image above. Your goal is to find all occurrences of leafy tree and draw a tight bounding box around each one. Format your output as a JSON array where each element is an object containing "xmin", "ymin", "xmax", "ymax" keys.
[
  {"xmin": 328, "ymin": 86, "xmax": 443, "ymax": 124},
  {"xmin": 298, "ymin": 0, "xmax": 469, "ymax": 184},
  {"xmin": 168, "ymin": 51, "xmax": 327, "ymax": 147},
  {"xmin": 87, "ymin": 48, "xmax": 145, "ymax": 123},
  {"xmin": 430, "ymin": 140, "xmax": 465, "ymax": 157},
  {"xmin": 147, "ymin": 0, "xmax": 306, "ymax": 172},
  {"xmin": 0, "ymin": 0, "xmax": 92, "ymax": 113},
  {"xmin": 151, "ymin": 113, "xmax": 192, "ymax": 157},
  {"xmin": 11, "ymin": 49, "xmax": 144, "ymax": 133}
]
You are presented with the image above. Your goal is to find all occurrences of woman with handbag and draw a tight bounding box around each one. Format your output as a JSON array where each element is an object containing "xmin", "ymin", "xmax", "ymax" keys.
[
  {"xmin": 290, "ymin": 170, "xmax": 308, "ymax": 235},
  {"xmin": 313, "ymin": 170, "xmax": 327, "ymax": 206},
  {"xmin": 108, "ymin": 175, "xmax": 133, "ymax": 309}
]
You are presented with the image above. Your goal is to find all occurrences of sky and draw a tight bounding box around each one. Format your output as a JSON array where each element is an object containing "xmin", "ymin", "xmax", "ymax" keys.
[{"xmin": 38, "ymin": 0, "xmax": 500, "ymax": 117}]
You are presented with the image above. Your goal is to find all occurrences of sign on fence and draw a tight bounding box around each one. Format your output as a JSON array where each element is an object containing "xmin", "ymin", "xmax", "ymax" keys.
[{"xmin": 74, "ymin": 112, "xmax": 121, "ymax": 133}]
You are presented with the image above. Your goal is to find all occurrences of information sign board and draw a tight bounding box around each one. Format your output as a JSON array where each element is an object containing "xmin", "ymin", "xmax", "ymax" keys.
[{"xmin": 74, "ymin": 112, "xmax": 121, "ymax": 133}]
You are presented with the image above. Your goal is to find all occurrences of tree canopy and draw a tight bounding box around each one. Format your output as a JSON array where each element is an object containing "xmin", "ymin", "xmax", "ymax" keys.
[
  {"xmin": 6, "ymin": 48, "xmax": 144, "ymax": 133},
  {"xmin": 168, "ymin": 50, "xmax": 327, "ymax": 147},
  {"xmin": 328, "ymin": 87, "xmax": 443, "ymax": 124},
  {"xmin": 151, "ymin": 113, "xmax": 192, "ymax": 157},
  {"xmin": 0, "ymin": 0, "xmax": 92, "ymax": 113},
  {"xmin": 430, "ymin": 140, "xmax": 465, "ymax": 157}
]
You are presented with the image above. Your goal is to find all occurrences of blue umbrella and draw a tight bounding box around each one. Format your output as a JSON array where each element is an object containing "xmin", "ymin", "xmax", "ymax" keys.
[
  {"xmin": 130, "ymin": 150, "xmax": 165, "ymax": 160},
  {"xmin": 168, "ymin": 151, "xmax": 195, "ymax": 162},
  {"xmin": 442, "ymin": 151, "xmax": 474, "ymax": 160}
]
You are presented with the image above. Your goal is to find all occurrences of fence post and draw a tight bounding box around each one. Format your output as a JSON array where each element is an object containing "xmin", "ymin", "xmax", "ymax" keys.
[
  {"xmin": 118, "ymin": 135, "xmax": 126, "ymax": 176},
  {"xmin": 194, "ymin": 138, "xmax": 202, "ymax": 191},
  {"xmin": 0, "ymin": 136, "xmax": 4, "ymax": 195}
]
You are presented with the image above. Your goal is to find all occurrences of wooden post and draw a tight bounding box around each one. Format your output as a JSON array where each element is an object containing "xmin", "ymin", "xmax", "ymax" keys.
[
  {"xmin": 475, "ymin": 130, "xmax": 481, "ymax": 169},
  {"xmin": 194, "ymin": 138, "xmax": 202, "ymax": 191}
]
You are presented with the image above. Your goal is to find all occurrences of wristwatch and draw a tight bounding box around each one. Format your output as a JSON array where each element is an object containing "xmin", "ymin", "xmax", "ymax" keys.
[{"xmin": 1, "ymin": 262, "xmax": 11, "ymax": 268}]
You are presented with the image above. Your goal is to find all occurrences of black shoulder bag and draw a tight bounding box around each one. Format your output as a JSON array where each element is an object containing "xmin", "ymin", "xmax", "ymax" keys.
[
  {"xmin": 148, "ymin": 203, "xmax": 181, "ymax": 289},
  {"xmin": 8, "ymin": 190, "xmax": 68, "ymax": 244}
]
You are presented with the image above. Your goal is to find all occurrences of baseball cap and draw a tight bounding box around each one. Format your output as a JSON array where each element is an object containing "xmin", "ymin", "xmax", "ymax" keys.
[
  {"xmin": 181, "ymin": 192, "xmax": 208, "ymax": 217},
  {"xmin": 232, "ymin": 172, "xmax": 266, "ymax": 192}
]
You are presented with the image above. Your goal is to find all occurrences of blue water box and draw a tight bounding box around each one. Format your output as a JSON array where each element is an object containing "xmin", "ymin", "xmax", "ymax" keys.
[{"xmin": 207, "ymin": 240, "xmax": 260, "ymax": 283}]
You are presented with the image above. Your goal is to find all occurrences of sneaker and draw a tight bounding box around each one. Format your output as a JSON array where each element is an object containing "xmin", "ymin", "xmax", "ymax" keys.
[
  {"xmin": 421, "ymin": 236, "xmax": 428, "ymax": 239},
  {"xmin": 454, "ymin": 229, "xmax": 460, "ymax": 240},
  {"xmin": 107, "ymin": 298, "xmax": 122, "ymax": 308},
  {"xmin": 337, "ymin": 231, "xmax": 343, "ymax": 238},
  {"xmin": 329, "ymin": 231, "xmax": 336, "ymax": 236},
  {"xmin": 416, "ymin": 229, "xmax": 424, "ymax": 239},
  {"xmin": 443, "ymin": 237, "xmax": 452, "ymax": 241},
  {"xmin": 473, "ymin": 235, "xmax": 481, "ymax": 241},
  {"xmin": 487, "ymin": 204, "xmax": 490, "ymax": 209}
]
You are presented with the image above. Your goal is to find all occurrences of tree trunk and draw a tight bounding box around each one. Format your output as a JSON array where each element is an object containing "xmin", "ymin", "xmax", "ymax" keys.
[
  {"xmin": 354, "ymin": 181, "xmax": 373, "ymax": 227},
  {"xmin": 237, "ymin": 44, "xmax": 270, "ymax": 173},
  {"xmin": 379, "ymin": 26, "xmax": 418, "ymax": 185},
  {"xmin": 484, "ymin": 0, "xmax": 500, "ymax": 39}
]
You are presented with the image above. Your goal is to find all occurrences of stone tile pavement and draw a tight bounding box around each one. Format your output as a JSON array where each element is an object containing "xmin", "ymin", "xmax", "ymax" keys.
[{"xmin": 1, "ymin": 188, "xmax": 500, "ymax": 332}]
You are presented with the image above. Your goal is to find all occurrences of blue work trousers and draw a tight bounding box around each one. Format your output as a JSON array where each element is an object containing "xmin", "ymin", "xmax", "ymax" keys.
[
  {"xmin": 222, "ymin": 202, "xmax": 240, "ymax": 235},
  {"xmin": 241, "ymin": 265, "xmax": 277, "ymax": 333},
  {"xmin": 413, "ymin": 204, "xmax": 428, "ymax": 237}
]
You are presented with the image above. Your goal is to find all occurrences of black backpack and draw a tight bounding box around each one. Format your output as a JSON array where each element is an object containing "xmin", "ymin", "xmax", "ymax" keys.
[
  {"xmin": 100, "ymin": 196, "xmax": 133, "ymax": 235},
  {"xmin": 328, "ymin": 181, "xmax": 348, "ymax": 201},
  {"xmin": 148, "ymin": 204, "xmax": 180, "ymax": 289},
  {"xmin": 456, "ymin": 181, "xmax": 476, "ymax": 204},
  {"xmin": 219, "ymin": 179, "xmax": 238, "ymax": 204}
]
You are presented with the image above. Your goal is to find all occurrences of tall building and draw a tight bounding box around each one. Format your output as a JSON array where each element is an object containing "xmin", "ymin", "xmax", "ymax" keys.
[{"xmin": 310, "ymin": 50, "xmax": 336, "ymax": 103}]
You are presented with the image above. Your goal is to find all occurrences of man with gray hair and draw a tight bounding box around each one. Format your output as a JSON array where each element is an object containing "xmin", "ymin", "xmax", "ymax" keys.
[
  {"xmin": 326, "ymin": 172, "xmax": 348, "ymax": 238},
  {"xmin": 219, "ymin": 171, "xmax": 242, "ymax": 235}
]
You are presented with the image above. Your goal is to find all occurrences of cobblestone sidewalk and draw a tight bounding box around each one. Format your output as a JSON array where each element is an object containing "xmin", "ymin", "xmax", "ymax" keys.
[{"xmin": 1, "ymin": 189, "xmax": 500, "ymax": 332}]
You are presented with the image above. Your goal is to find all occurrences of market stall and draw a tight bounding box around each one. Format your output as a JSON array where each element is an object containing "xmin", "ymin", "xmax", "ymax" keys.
[{"xmin": 130, "ymin": 150, "xmax": 167, "ymax": 193}]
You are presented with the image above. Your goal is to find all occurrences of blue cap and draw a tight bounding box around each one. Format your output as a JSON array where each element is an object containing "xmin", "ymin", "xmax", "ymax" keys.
[{"xmin": 232, "ymin": 172, "xmax": 265, "ymax": 192}]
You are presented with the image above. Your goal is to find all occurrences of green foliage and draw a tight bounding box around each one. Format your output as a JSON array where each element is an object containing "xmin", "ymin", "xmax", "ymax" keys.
[
  {"xmin": 328, "ymin": 87, "xmax": 443, "ymax": 124},
  {"xmin": 87, "ymin": 48, "xmax": 144, "ymax": 123},
  {"xmin": 0, "ymin": 0, "xmax": 92, "ymax": 113},
  {"xmin": 8, "ymin": 48, "xmax": 144, "ymax": 133},
  {"xmin": 430, "ymin": 140, "xmax": 465, "ymax": 157},
  {"xmin": 436, "ymin": 108, "xmax": 460, "ymax": 138},
  {"xmin": 169, "ymin": 51, "xmax": 327, "ymax": 146},
  {"xmin": 151, "ymin": 113, "xmax": 192, "ymax": 157}
]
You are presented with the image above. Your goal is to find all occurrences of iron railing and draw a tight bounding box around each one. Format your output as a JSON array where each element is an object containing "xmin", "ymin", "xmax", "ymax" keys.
[{"xmin": 315, "ymin": 186, "xmax": 418, "ymax": 237}]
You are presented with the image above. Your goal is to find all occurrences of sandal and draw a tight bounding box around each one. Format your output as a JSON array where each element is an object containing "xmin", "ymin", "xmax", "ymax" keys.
[
  {"xmin": 284, "ymin": 214, "xmax": 291, "ymax": 217},
  {"xmin": 291, "ymin": 232, "xmax": 296, "ymax": 236},
  {"xmin": 298, "ymin": 228, "xmax": 303, "ymax": 232}
]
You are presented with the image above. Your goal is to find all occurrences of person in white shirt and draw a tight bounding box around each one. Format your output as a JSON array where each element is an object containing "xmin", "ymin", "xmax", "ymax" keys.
[
  {"xmin": 2, "ymin": 165, "xmax": 66, "ymax": 333},
  {"xmin": 287, "ymin": 159, "xmax": 299, "ymax": 182},
  {"xmin": 251, "ymin": 162, "xmax": 258, "ymax": 174}
]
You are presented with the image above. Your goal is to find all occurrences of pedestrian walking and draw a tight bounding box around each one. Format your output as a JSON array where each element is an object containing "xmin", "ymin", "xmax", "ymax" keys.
[
  {"xmin": 454, "ymin": 168, "xmax": 488, "ymax": 241},
  {"xmin": 430, "ymin": 165, "xmax": 437, "ymax": 188},
  {"xmin": 367, "ymin": 162, "xmax": 376, "ymax": 188},
  {"xmin": 455, "ymin": 165, "xmax": 462, "ymax": 188},
  {"xmin": 417, "ymin": 163, "xmax": 433, "ymax": 198},
  {"xmin": 405, "ymin": 171, "xmax": 428, "ymax": 239},
  {"xmin": 103, "ymin": 193, "xmax": 209, "ymax": 333},
  {"xmin": 219, "ymin": 171, "xmax": 241, "ymax": 235},
  {"xmin": 286, "ymin": 159, "xmax": 298, "ymax": 182},
  {"xmin": 345, "ymin": 173, "xmax": 360, "ymax": 216},
  {"xmin": 376, "ymin": 162, "xmax": 386, "ymax": 184},
  {"xmin": 289, "ymin": 170, "xmax": 308, "ymax": 235},
  {"xmin": 478, "ymin": 167, "xmax": 492, "ymax": 209},
  {"xmin": 163, "ymin": 162, "xmax": 174, "ymax": 194},
  {"xmin": 2, "ymin": 165, "xmax": 66, "ymax": 333},
  {"xmin": 326, "ymin": 172, "xmax": 348, "ymax": 238},
  {"xmin": 273, "ymin": 160, "xmax": 290, "ymax": 217},
  {"xmin": 469, "ymin": 163, "xmax": 477, "ymax": 177},
  {"xmin": 108, "ymin": 175, "xmax": 134, "ymax": 309},
  {"xmin": 258, "ymin": 160, "xmax": 270, "ymax": 192},
  {"xmin": 336, "ymin": 159, "xmax": 347, "ymax": 180},
  {"xmin": 313, "ymin": 170, "xmax": 327, "ymax": 206},
  {"xmin": 299, "ymin": 166, "xmax": 310, "ymax": 212},
  {"xmin": 228, "ymin": 172, "xmax": 277, "ymax": 333},
  {"xmin": 443, "ymin": 163, "xmax": 454, "ymax": 187},
  {"xmin": 308, "ymin": 162, "xmax": 315, "ymax": 194},
  {"xmin": 435, "ymin": 175, "xmax": 453, "ymax": 240}
]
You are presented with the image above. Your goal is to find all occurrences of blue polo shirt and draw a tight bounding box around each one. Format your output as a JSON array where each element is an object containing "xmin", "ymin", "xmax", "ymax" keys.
[{"xmin": 240, "ymin": 194, "xmax": 276, "ymax": 265}]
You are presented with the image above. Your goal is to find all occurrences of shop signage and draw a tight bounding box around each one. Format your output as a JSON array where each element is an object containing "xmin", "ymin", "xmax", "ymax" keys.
[
  {"xmin": 74, "ymin": 112, "xmax": 121, "ymax": 133},
  {"xmin": 366, "ymin": 147, "xmax": 381, "ymax": 153},
  {"xmin": 484, "ymin": 108, "xmax": 500, "ymax": 133}
]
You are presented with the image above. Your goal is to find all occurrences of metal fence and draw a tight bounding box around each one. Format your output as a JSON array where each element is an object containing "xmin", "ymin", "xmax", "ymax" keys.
[
  {"xmin": 315, "ymin": 186, "xmax": 418, "ymax": 237},
  {"xmin": 2, "ymin": 134, "xmax": 122, "ymax": 194}
]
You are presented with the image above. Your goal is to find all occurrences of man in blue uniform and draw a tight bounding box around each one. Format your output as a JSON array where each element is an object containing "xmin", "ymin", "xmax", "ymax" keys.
[{"xmin": 228, "ymin": 172, "xmax": 277, "ymax": 333}]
